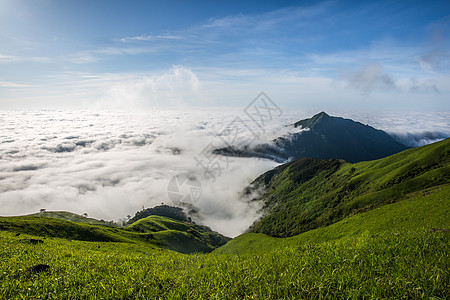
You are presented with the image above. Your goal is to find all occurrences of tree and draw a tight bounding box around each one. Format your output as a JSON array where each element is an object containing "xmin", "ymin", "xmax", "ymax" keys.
[
  {"xmin": 39, "ymin": 208, "xmax": 46, "ymax": 213},
  {"xmin": 83, "ymin": 213, "xmax": 88, "ymax": 218}
]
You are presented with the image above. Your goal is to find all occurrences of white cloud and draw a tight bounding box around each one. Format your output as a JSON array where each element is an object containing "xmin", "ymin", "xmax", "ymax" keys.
[
  {"xmin": 0, "ymin": 54, "xmax": 15, "ymax": 61},
  {"xmin": 0, "ymin": 54, "xmax": 48, "ymax": 64},
  {"xmin": 339, "ymin": 110, "xmax": 450, "ymax": 148},
  {"xmin": 408, "ymin": 78, "xmax": 440, "ymax": 94},
  {"xmin": 95, "ymin": 65, "xmax": 203, "ymax": 109},
  {"xmin": 415, "ymin": 48, "xmax": 450, "ymax": 73},
  {"xmin": 0, "ymin": 81, "xmax": 32, "ymax": 88},
  {"xmin": 118, "ymin": 34, "xmax": 182, "ymax": 43},
  {"xmin": 0, "ymin": 109, "xmax": 287, "ymax": 237},
  {"xmin": 339, "ymin": 63, "xmax": 398, "ymax": 94},
  {"xmin": 69, "ymin": 47, "xmax": 155, "ymax": 64}
]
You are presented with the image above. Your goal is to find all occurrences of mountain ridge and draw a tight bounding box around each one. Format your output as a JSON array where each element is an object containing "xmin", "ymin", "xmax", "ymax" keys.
[{"xmin": 214, "ymin": 112, "xmax": 408, "ymax": 163}]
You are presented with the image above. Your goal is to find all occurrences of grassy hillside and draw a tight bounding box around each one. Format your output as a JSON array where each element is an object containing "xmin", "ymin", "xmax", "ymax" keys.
[
  {"xmin": 0, "ymin": 215, "xmax": 134, "ymax": 243},
  {"xmin": 0, "ymin": 214, "xmax": 229, "ymax": 254},
  {"xmin": 1, "ymin": 184, "xmax": 448, "ymax": 299},
  {"xmin": 248, "ymin": 138, "xmax": 450, "ymax": 237},
  {"xmin": 29, "ymin": 211, "xmax": 118, "ymax": 227},
  {"xmin": 1, "ymin": 139, "xmax": 448, "ymax": 298},
  {"xmin": 126, "ymin": 215, "xmax": 230, "ymax": 253},
  {"xmin": 218, "ymin": 183, "xmax": 450, "ymax": 254}
]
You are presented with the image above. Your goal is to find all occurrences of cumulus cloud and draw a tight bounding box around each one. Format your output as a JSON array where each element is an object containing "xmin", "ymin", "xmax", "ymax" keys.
[
  {"xmin": 408, "ymin": 78, "xmax": 440, "ymax": 94},
  {"xmin": 339, "ymin": 63, "xmax": 397, "ymax": 94},
  {"xmin": 96, "ymin": 66, "xmax": 203, "ymax": 109},
  {"xmin": 415, "ymin": 48, "xmax": 450, "ymax": 73},
  {"xmin": 414, "ymin": 20, "xmax": 450, "ymax": 74}
]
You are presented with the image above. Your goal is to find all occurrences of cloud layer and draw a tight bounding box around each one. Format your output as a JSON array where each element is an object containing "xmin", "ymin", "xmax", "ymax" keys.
[
  {"xmin": 0, "ymin": 109, "xmax": 284, "ymax": 237},
  {"xmin": 0, "ymin": 109, "xmax": 448, "ymax": 236}
]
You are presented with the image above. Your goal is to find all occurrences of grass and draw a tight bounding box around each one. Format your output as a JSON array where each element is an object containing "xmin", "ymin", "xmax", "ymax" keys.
[
  {"xmin": 0, "ymin": 214, "xmax": 229, "ymax": 254},
  {"xmin": 1, "ymin": 184, "xmax": 448, "ymax": 299},
  {"xmin": 1, "ymin": 140, "xmax": 449, "ymax": 298},
  {"xmin": 218, "ymin": 183, "xmax": 450, "ymax": 254},
  {"xmin": 29, "ymin": 211, "xmax": 119, "ymax": 227}
]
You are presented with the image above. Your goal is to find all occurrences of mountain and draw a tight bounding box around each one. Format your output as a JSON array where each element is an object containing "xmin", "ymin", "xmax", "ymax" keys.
[
  {"xmin": 245, "ymin": 138, "xmax": 449, "ymax": 237},
  {"xmin": 214, "ymin": 112, "xmax": 408, "ymax": 163}
]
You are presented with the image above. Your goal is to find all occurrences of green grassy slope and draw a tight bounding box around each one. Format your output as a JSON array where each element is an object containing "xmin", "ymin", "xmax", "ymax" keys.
[
  {"xmin": 126, "ymin": 215, "xmax": 230, "ymax": 253},
  {"xmin": 218, "ymin": 183, "xmax": 450, "ymax": 254},
  {"xmin": 248, "ymin": 138, "xmax": 450, "ymax": 237},
  {"xmin": 0, "ymin": 216, "xmax": 133, "ymax": 243},
  {"xmin": 0, "ymin": 214, "xmax": 229, "ymax": 254},
  {"xmin": 29, "ymin": 211, "xmax": 118, "ymax": 227},
  {"xmin": 1, "ymin": 184, "xmax": 448, "ymax": 299}
]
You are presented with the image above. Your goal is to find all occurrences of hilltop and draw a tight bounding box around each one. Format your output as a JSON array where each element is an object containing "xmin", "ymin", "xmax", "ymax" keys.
[
  {"xmin": 29, "ymin": 211, "xmax": 119, "ymax": 227},
  {"xmin": 214, "ymin": 112, "xmax": 408, "ymax": 163}
]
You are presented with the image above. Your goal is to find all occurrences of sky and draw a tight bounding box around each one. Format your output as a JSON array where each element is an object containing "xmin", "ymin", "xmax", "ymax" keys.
[{"xmin": 1, "ymin": 0, "xmax": 450, "ymax": 110}]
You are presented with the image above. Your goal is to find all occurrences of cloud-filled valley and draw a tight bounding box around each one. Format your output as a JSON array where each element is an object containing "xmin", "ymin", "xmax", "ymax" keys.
[{"xmin": 0, "ymin": 109, "xmax": 448, "ymax": 237}]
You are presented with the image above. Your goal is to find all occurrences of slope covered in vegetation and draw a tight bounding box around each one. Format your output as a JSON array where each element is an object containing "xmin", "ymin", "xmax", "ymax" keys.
[
  {"xmin": 1, "ymin": 184, "xmax": 448, "ymax": 299},
  {"xmin": 29, "ymin": 211, "xmax": 118, "ymax": 227},
  {"xmin": 247, "ymin": 138, "xmax": 449, "ymax": 237},
  {"xmin": 0, "ymin": 213, "xmax": 229, "ymax": 254}
]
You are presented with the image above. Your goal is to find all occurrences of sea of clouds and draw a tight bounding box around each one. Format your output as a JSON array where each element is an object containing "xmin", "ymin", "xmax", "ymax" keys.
[{"xmin": 0, "ymin": 108, "xmax": 448, "ymax": 237}]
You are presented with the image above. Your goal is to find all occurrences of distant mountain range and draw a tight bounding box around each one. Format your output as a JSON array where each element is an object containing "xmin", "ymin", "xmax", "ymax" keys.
[{"xmin": 214, "ymin": 112, "xmax": 408, "ymax": 163}]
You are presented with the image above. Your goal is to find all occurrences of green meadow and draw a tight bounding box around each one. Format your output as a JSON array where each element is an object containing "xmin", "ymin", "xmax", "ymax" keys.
[{"xmin": 1, "ymin": 139, "xmax": 449, "ymax": 299}]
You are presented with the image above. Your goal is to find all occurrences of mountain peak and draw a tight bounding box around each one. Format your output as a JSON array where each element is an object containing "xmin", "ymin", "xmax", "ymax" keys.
[
  {"xmin": 294, "ymin": 111, "xmax": 330, "ymax": 129},
  {"xmin": 214, "ymin": 112, "xmax": 408, "ymax": 164},
  {"xmin": 316, "ymin": 111, "xmax": 329, "ymax": 117}
]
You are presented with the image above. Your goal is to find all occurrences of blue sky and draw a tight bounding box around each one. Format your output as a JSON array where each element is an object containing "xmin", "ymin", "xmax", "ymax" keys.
[{"xmin": 0, "ymin": 0, "xmax": 449, "ymax": 109}]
